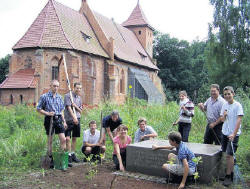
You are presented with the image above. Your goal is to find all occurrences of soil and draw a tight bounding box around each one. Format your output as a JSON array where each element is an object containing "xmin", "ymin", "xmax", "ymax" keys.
[{"xmin": 1, "ymin": 162, "xmax": 249, "ymax": 189}]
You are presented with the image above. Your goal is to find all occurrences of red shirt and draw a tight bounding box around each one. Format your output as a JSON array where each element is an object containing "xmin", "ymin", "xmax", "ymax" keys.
[{"xmin": 113, "ymin": 135, "xmax": 132, "ymax": 155}]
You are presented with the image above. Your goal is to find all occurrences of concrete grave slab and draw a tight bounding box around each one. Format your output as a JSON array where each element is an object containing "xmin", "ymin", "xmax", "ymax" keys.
[{"xmin": 126, "ymin": 139, "xmax": 223, "ymax": 183}]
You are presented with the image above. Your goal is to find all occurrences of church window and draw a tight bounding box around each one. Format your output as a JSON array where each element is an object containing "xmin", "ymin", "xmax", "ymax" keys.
[
  {"xmin": 120, "ymin": 70, "xmax": 125, "ymax": 94},
  {"xmin": 20, "ymin": 95, "xmax": 23, "ymax": 104},
  {"xmin": 138, "ymin": 30, "xmax": 141, "ymax": 35},
  {"xmin": 52, "ymin": 66, "xmax": 59, "ymax": 80},
  {"xmin": 10, "ymin": 94, "xmax": 13, "ymax": 104}
]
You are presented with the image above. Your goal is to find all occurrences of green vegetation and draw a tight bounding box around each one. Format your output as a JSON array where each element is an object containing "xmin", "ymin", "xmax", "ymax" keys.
[{"xmin": 0, "ymin": 97, "xmax": 249, "ymax": 180}]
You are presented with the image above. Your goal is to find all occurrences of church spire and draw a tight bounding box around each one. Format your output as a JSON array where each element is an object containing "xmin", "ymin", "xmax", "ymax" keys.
[{"xmin": 122, "ymin": 1, "xmax": 153, "ymax": 30}]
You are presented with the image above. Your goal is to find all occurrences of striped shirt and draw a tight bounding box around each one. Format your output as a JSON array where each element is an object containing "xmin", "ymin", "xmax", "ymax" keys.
[
  {"xmin": 179, "ymin": 98, "xmax": 194, "ymax": 123},
  {"xmin": 37, "ymin": 91, "xmax": 64, "ymax": 115}
]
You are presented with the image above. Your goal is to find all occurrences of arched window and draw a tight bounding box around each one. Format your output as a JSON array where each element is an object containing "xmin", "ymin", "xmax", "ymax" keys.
[
  {"xmin": 138, "ymin": 30, "xmax": 141, "ymax": 35},
  {"xmin": 10, "ymin": 94, "xmax": 13, "ymax": 104},
  {"xmin": 20, "ymin": 95, "xmax": 23, "ymax": 104},
  {"xmin": 120, "ymin": 70, "xmax": 125, "ymax": 94},
  {"xmin": 51, "ymin": 57, "xmax": 60, "ymax": 80}
]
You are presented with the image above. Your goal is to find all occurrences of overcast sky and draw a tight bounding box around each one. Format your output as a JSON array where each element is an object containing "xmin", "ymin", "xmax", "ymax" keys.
[{"xmin": 0, "ymin": 0, "xmax": 214, "ymax": 58}]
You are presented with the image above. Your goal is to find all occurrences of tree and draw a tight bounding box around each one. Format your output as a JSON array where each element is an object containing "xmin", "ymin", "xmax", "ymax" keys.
[
  {"xmin": 0, "ymin": 55, "xmax": 10, "ymax": 83},
  {"xmin": 207, "ymin": 0, "xmax": 250, "ymax": 89},
  {"xmin": 153, "ymin": 32, "xmax": 208, "ymax": 101}
]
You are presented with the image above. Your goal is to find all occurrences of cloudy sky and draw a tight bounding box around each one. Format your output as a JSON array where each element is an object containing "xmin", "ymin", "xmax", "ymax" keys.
[{"xmin": 0, "ymin": 0, "xmax": 214, "ymax": 58}]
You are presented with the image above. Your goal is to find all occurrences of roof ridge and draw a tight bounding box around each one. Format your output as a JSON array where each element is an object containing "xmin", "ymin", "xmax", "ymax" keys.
[{"xmin": 51, "ymin": 0, "xmax": 74, "ymax": 49}]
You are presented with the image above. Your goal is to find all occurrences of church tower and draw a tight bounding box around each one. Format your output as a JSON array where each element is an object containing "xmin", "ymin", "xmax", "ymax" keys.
[{"xmin": 122, "ymin": 1, "xmax": 154, "ymax": 58}]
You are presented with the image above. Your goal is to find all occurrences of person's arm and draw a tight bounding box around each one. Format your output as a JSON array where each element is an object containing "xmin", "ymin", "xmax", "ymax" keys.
[
  {"xmin": 178, "ymin": 159, "xmax": 189, "ymax": 189},
  {"xmin": 37, "ymin": 96, "xmax": 54, "ymax": 116},
  {"xmin": 152, "ymin": 144, "xmax": 175, "ymax": 150},
  {"xmin": 72, "ymin": 102, "xmax": 82, "ymax": 114},
  {"xmin": 84, "ymin": 142, "xmax": 99, "ymax": 147},
  {"xmin": 61, "ymin": 113, "xmax": 67, "ymax": 129},
  {"xmin": 229, "ymin": 116, "xmax": 243, "ymax": 141},
  {"xmin": 209, "ymin": 117, "xmax": 222, "ymax": 129},
  {"xmin": 114, "ymin": 143, "xmax": 124, "ymax": 171},
  {"xmin": 143, "ymin": 126, "xmax": 158, "ymax": 139},
  {"xmin": 67, "ymin": 105, "xmax": 78, "ymax": 124},
  {"xmin": 106, "ymin": 127, "xmax": 114, "ymax": 142}
]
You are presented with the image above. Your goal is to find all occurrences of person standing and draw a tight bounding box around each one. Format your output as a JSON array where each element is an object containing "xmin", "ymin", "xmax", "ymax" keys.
[
  {"xmin": 173, "ymin": 91, "xmax": 194, "ymax": 142},
  {"xmin": 134, "ymin": 117, "xmax": 158, "ymax": 143},
  {"xmin": 64, "ymin": 82, "xmax": 83, "ymax": 164},
  {"xmin": 37, "ymin": 80, "xmax": 67, "ymax": 168},
  {"xmin": 198, "ymin": 84, "xmax": 226, "ymax": 145},
  {"xmin": 220, "ymin": 86, "xmax": 244, "ymax": 187}
]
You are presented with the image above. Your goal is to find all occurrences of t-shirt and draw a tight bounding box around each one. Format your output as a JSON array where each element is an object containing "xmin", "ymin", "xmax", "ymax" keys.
[
  {"xmin": 220, "ymin": 100, "xmax": 244, "ymax": 136},
  {"xmin": 134, "ymin": 126, "xmax": 157, "ymax": 143},
  {"xmin": 64, "ymin": 92, "xmax": 82, "ymax": 121},
  {"xmin": 102, "ymin": 115, "xmax": 122, "ymax": 132},
  {"xmin": 83, "ymin": 129, "xmax": 100, "ymax": 145},
  {"xmin": 177, "ymin": 142, "xmax": 196, "ymax": 171},
  {"xmin": 204, "ymin": 96, "xmax": 226, "ymax": 124},
  {"xmin": 113, "ymin": 135, "xmax": 132, "ymax": 155}
]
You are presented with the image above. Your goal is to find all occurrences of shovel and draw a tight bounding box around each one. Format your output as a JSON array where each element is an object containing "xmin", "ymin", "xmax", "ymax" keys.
[{"xmin": 41, "ymin": 116, "xmax": 53, "ymax": 169}]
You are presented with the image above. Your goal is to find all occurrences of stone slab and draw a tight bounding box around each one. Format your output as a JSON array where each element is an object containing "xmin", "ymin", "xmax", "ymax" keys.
[{"xmin": 126, "ymin": 139, "xmax": 223, "ymax": 184}]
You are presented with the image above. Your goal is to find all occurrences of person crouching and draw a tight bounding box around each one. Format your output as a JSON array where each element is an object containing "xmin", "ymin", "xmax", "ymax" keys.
[
  {"xmin": 82, "ymin": 120, "xmax": 106, "ymax": 162},
  {"xmin": 113, "ymin": 125, "xmax": 132, "ymax": 171}
]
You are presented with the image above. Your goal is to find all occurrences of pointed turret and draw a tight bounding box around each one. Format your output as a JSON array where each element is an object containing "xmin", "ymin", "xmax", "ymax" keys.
[{"xmin": 122, "ymin": 1, "xmax": 154, "ymax": 57}]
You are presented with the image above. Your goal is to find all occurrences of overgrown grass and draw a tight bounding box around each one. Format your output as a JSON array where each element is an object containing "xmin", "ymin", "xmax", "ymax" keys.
[{"xmin": 0, "ymin": 98, "xmax": 249, "ymax": 180}]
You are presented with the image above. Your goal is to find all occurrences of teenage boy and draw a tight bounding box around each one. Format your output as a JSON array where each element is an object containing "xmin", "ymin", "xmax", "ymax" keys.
[
  {"xmin": 152, "ymin": 132, "xmax": 196, "ymax": 189},
  {"xmin": 82, "ymin": 120, "xmax": 106, "ymax": 161},
  {"xmin": 64, "ymin": 82, "xmax": 83, "ymax": 164},
  {"xmin": 134, "ymin": 117, "xmax": 158, "ymax": 143},
  {"xmin": 99, "ymin": 111, "xmax": 122, "ymax": 143},
  {"xmin": 37, "ymin": 80, "xmax": 67, "ymax": 168},
  {"xmin": 220, "ymin": 86, "xmax": 244, "ymax": 187},
  {"xmin": 198, "ymin": 84, "xmax": 226, "ymax": 145}
]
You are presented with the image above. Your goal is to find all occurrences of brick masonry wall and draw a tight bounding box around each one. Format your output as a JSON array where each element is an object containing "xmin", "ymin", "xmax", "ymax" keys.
[{"xmin": 0, "ymin": 89, "xmax": 35, "ymax": 105}]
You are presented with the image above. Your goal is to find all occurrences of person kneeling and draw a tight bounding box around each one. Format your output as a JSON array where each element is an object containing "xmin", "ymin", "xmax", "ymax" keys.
[
  {"xmin": 113, "ymin": 125, "xmax": 132, "ymax": 171},
  {"xmin": 82, "ymin": 120, "xmax": 105, "ymax": 162},
  {"xmin": 152, "ymin": 132, "xmax": 196, "ymax": 189}
]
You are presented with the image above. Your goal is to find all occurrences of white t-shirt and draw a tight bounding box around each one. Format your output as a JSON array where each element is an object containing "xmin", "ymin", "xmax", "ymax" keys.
[
  {"xmin": 83, "ymin": 129, "xmax": 100, "ymax": 145},
  {"xmin": 220, "ymin": 100, "xmax": 244, "ymax": 136}
]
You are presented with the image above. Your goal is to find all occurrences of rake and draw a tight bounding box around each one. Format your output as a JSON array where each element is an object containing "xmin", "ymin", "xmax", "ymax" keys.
[{"xmin": 230, "ymin": 141, "xmax": 247, "ymax": 188}]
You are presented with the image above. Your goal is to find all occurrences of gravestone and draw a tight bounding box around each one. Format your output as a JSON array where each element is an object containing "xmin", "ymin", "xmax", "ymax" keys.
[{"xmin": 126, "ymin": 139, "xmax": 223, "ymax": 184}]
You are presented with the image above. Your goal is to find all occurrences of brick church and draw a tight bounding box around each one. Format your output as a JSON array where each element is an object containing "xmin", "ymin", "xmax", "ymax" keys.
[{"xmin": 0, "ymin": 0, "xmax": 164, "ymax": 105}]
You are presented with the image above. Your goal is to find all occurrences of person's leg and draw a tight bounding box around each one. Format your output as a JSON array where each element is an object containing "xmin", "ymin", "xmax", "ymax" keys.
[
  {"xmin": 71, "ymin": 119, "xmax": 81, "ymax": 162},
  {"xmin": 112, "ymin": 154, "xmax": 119, "ymax": 170},
  {"xmin": 182, "ymin": 123, "xmax": 191, "ymax": 142},
  {"xmin": 120, "ymin": 150, "xmax": 127, "ymax": 168},
  {"xmin": 178, "ymin": 123, "xmax": 184, "ymax": 140},
  {"xmin": 58, "ymin": 133, "xmax": 66, "ymax": 150},
  {"xmin": 204, "ymin": 124, "xmax": 213, "ymax": 144}
]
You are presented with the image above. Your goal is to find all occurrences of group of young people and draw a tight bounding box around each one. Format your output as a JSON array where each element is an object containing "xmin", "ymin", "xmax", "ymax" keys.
[{"xmin": 37, "ymin": 80, "xmax": 244, "ymax": 189}]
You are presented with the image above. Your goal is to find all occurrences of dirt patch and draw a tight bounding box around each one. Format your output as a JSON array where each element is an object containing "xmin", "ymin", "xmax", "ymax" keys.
[{"xmin": 2, "ymin": 162, "xmax": 248, "ymax": 189}]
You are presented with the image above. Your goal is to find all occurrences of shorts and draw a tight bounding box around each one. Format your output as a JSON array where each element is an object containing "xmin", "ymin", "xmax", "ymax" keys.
[
  {"xmin": 165, "ymin": 154, "xmax": 195, "ymax": 176},
  {"xmin": 221, "ymin": 134, "xmax": 239, "ymax": 156},
  {"xmin": 82, "ymin": 146, "xmax": 101, "ymax": 155},
  {"xmin": 65, "ymin": 118, "xmax": 81, "ymax": 138},
  {"xmin": 44, "ymin": 115, "xmax": 65, "ymax": 135}
]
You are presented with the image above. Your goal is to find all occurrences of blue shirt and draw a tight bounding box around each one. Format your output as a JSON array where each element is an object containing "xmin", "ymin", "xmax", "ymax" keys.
[
  {"xmin": 177, "ymin": 142, "xmax": 196, "ymax": 171},
  {"xmin": 37, "ymin": 91, "xmax": 64, "ymax": 115}
]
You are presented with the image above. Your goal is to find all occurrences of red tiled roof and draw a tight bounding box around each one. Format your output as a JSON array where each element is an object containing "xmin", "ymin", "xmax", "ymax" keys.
[
  {"xmin": 94, "ymin": 12, "xmax": 158, "ymax": 70},
  {"xmin": 122, "ymin": 2, "xmax": 154, "ymax": 30},
  {"xmin": 13, "ymin": 0, "xmax": 108, "ymax": 58},
  {"xmin": 0, "ymin": 69, "xmax": 37, "ymax": 89},
  {"xmin": 13, "ymin": 0, "xmax": 157, "ymax": 70}
]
